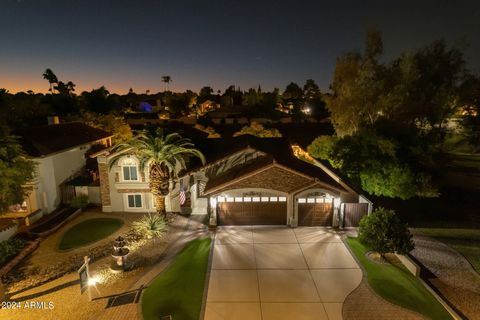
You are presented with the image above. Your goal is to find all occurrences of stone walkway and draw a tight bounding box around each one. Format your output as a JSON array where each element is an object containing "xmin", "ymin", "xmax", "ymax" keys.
[{"xmin": 411, "ymin": 234, "xmax": 480, "ymax": 320}]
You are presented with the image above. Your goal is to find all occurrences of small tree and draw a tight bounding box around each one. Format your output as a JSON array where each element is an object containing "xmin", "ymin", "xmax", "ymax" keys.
[
  {"xmin": 133, "ymin": 213, "xmax": 168, "ymax": 240},
  {"xmin": 358, "ymin": 207, "xmax": 414, "ymax": 257}
]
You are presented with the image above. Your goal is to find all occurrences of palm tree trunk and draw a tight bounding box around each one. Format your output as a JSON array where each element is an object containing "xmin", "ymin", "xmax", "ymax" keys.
[
  {"xmin": 150, "ymin": 164, "xmax": 170, "ymax": 220},
  {"xmin": 154, "ymin": 195, "xmax": 167, "ymax": 219}
]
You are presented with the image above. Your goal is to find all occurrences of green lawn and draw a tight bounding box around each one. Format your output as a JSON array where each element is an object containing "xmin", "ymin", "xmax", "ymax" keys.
[
  {"xmin": 59, "ymin": 218, "xmax": 123, "ymax": 250},
  {"xmin": 142, "ymin": 238, "xmax": 212, "ymax": 320},
  {"xmin": 417, "ymin": 228, "xmax": 480, "ymax": 273},
  {"xmin": 346, "ymin": 238, "xmax": 453, "ymax": 320}
]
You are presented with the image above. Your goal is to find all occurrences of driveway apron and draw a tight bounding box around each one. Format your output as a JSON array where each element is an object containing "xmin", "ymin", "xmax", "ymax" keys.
[{"xmin": 205, "ymin": 226, "xmax": 362, "ymax": 320}]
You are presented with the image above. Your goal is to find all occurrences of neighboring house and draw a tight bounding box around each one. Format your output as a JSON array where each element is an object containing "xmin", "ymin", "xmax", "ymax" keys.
[
  {"xmin": 96, "ymin": 136, "xmax": 371, "ymax": 227},
  {"xmin": 6, "ymin": 122, "xmax": 112, "ymax": 223}
]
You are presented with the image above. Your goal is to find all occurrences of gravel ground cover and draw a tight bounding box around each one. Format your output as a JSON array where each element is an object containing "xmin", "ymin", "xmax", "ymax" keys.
[{"xmin": 1, "ymin": 210, "xmax": 190, "ymax": 320}]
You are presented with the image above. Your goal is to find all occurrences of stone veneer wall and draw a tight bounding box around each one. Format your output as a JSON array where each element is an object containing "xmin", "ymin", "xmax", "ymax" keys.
[{"xmin": 98, "ymin": 163, "xmax": 111, "ymax": 206}]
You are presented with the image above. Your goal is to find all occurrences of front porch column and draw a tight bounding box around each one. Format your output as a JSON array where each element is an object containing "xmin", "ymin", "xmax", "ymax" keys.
[{"xmin": 288, "ymin": 193, "xmax": 297, "ymax": 227}]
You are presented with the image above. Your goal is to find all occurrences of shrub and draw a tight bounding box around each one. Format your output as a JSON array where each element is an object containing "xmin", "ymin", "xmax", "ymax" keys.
[
  {"xmin": 70, "ymin": 194, "xmax": 89, "ymax": 209},
  {"xmin": 358, "ymin": 207, "xmax": 414, "ymax": 256},
  {"xmin": 0, "ymin": 237, "xmax": 26, "ymax": 266},
  {"xmin": 133, "ymin": 214, "xmax": 168, "ymax": 239}
]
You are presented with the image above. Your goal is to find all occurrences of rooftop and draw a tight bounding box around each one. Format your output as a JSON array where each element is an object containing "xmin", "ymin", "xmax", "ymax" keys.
[{"xmin": 15, "ymin": 122, "xmax": 112, "ymax": 157}]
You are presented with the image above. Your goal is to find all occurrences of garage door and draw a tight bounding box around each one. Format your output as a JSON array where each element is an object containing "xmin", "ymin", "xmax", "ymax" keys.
[
  {"xmin": 217, "ymin": 196, "xmax": 287, "ymax": 225},
  {"xmin": 343, "ymin": 203, "xmax": 369, "ymax": 227},
  {"xmin": 297, "ymin": 198, "xmax": 333, "ymax": 226}
]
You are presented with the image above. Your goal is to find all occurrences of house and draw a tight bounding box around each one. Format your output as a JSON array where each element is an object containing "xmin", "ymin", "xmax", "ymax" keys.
[
  {"xmin": 6, "ymin": 121, "xmax": 112, "ymax": 224},
  {"xmin": 96, "ymin": 136, "xmax": 371, "ymax": 227}
]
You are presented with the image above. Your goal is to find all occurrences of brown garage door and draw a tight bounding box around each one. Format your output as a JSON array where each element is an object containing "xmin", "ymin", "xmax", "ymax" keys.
[
  {"xmin": 343, "ymin": 203, "xmax": 369, "ymax": 227},
  {"xmin": 217, "ymin": 202, "xmax": 287, "ymax": 225},
  {"xmin": 298, "ymin": 202, "xmax": 333, "ymax": 226}
]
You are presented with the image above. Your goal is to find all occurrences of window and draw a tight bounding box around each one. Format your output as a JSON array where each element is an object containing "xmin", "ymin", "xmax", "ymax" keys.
[
  {"xmin": 252, "ymin": 197, "xmax": 261, "ymax": 202},
  {"xmin": 243, "ymin": 197, "xmax": 252, "ymax": 202},
  {"xmin": 298, "ymin": 198, "xmax": 306, "ymax": 203},
  {"xmin": 307, "ymin": 198, "xmax": 315, "ymax": 203},
  {"xmin": 269, "ymin": 196, "xmax": 278, "ymax": 202},
  {"xmin": 127, "ymin": 194, "xmax": 142, "ymax": 208},
  {"xmin": 217, "ymin": 196, "xmax": 225, "ymax": 202},
  {"xmin": 261, "ymin": 197, "xmax": 269, "ymax": 202},
  {"xmin": 279, "ymin": 196, "xmax": 287, "ymax": 202},
  {"xmin": 235, "ymin": 197, "xmax": 243, "ymax": 202},
  {"xmin": 123, "ymin": 166, "xmax": 138, "ymax": 181},
  {"xmin": 226, "ymin": 197, "xmax": 234, "ymax": 202}
]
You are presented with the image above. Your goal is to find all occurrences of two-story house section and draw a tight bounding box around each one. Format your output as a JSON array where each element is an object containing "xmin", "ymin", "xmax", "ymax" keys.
[{"xmin": 96, "ymin": 136, "xmax": 372, "ymax": 227}]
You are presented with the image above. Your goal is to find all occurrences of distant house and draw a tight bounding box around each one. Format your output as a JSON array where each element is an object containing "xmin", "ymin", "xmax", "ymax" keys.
[
  {"xmin": 96, "ymin": 136, "xmax": 371, "ymax": 228},
  {"xmin": 198, "ymin": 100, "xmax": 220, "ymax": 114},
  {"xmin": 207, "ymin": 105, "xmax": 248, "ymax": 124},
  {"xmin": 7, "ymin": 122, "xmax": 112, "ymax": 223}
]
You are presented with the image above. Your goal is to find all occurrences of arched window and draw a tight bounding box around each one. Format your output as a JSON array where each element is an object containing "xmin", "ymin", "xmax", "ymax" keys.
[{"xmin": 119, "ymin": 157, "xmax": 139, "ymax": 182}]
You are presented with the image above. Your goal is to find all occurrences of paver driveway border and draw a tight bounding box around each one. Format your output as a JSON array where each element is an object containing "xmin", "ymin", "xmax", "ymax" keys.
[{"xmin": 205, "ymin": 226, "xmax": 363, "ymax": 320}]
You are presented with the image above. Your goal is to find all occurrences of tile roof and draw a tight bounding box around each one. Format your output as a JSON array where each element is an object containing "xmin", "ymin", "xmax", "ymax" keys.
[
  {"xmin": 196, "ymin": 136, "xmax": 350, "ymax": 193},
  {"xmin": 15, "ymin": 122, "xmax": 112, "ymax": 157}
]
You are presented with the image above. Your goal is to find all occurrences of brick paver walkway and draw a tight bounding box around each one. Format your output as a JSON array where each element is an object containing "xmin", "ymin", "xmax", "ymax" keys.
[{"xmin": 343, "ymin": 278, "xmax": 425, "ymax": 320}]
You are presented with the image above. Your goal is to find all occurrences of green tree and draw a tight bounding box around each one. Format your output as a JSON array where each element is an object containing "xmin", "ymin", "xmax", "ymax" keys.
[
  {"xmin": 327, "ymin": 29, "xmax": 386, "ymax": 136},
  {"xmin": 307, "ymin": 130, "xmax": 438, "ymax": 199},
  {"xmin": 358, "ymin": 207, "xmax": 414, "ymax": 257},
  {"xmin": 109, "ymin": 129, "xmax": 205, "ymax": 219},
  {"xmin": 0, "ymin": 127, "xmax": 36, "ymax": 212},
  {"xmin": 81, "ymin": 112, "xmax": 132, "ymax": 144},
  {"xmin": 233, "ymin": 121, "xmax": 282, "ymax": 138}
]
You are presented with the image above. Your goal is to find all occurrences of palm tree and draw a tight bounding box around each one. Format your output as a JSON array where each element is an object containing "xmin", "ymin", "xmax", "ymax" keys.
[
  {"xmin": 109, "ymin": 129, "xmax": 205, "ymax": 219},
  {"xmin": 161, "ymin": 75, "xmax": 172, "ymax": 92},
  {"xmin": 42, "ymin": 68, "xmax": 58, "ymax": 93}
]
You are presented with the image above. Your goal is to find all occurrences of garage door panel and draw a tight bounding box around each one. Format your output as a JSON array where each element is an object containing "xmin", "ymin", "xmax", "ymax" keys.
[
  {"xmin": 298, "ymin": 203, "xmax": 333, "ymax": 226},
  {"xmin": 218, "ymin": 202, "xmax": 287, "ymax": 225}
]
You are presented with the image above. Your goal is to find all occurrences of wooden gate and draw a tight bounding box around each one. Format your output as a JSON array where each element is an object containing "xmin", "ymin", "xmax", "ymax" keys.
[
  {"xmin": 343, "ymin": 203, "xmax": 369, "ymax": 227},
  {"xmin": 298, "ymin": 203, "xmax": 333, "ymax": 226},
  {"xmin": 60, "ymin": 183, "xmax": 76, "ymax": 204}
]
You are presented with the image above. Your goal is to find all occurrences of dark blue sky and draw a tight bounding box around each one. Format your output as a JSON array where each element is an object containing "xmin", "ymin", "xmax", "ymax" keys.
[{"xmin": 1, "ymin": 0, "xmax": 479, "ymax": 93}]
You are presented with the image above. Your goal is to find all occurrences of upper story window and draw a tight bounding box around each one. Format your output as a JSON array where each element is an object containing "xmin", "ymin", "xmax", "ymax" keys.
[
  {"xmin": 119, "ymin": 157, "xmax": 139, "ymax": 181},
  {"xmin": 123, "ymin": 166, "xmax": 138, "ymax": 181}
]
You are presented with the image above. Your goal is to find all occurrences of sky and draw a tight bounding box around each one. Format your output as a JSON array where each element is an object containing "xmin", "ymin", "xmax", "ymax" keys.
[{"xmin": 1, "ymin": 0, "xmax": 479, "ymax": 94}]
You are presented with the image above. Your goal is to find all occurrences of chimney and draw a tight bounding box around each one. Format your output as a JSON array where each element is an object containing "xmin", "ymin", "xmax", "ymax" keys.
[{"xmin": 47, "ymin": 116, "xmax": 60, "ymax": 125}]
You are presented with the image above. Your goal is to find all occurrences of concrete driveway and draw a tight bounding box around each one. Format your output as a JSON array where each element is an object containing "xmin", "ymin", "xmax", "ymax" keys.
[{"xmin": 205, "ymin": 226, "xmax": 362, "ymax": 320}]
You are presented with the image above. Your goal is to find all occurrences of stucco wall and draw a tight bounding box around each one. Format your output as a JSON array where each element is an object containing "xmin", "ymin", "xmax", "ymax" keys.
[{"xmin": 33, "ymin": 144, "xmax": 92, "ymax": 214}]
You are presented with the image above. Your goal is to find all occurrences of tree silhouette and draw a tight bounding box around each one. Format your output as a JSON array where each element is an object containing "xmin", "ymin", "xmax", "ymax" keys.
[
  {"xmin": 42, "ymin": 68, "xmax": 58, "ymax": 93},
  {"xmin": 161, "ymin": 76, "xmax": 172, "ymax": 92}
]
